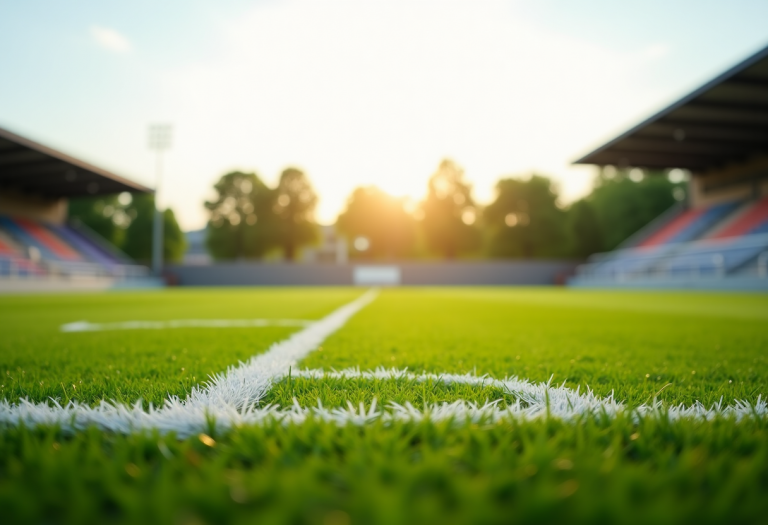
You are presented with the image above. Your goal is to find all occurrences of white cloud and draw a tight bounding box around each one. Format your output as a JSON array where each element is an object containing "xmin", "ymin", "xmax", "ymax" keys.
[
  {"xmin": 90, "ymin": 25, "xmax": 132, "ymax": 54},
  {"xmin": 155, "ymin": 1, "xmax": 670, "ymax": 226}
]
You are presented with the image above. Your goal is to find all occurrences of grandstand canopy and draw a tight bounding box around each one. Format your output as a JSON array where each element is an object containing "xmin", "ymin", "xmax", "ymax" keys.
[
  {"xmin": 574, "ymin": 44, "xmax": 768, "ymax": 172},
  {"xmin": 0, "ymin": 126, "xmax": 152, "ymax": 198}
]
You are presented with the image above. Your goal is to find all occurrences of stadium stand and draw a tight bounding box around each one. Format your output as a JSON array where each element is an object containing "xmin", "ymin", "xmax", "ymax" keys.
[
  {"xmin": 0, "ymin": 125, "xmax": 154, "ymax": 288},
  {"xmin": 570, "ymin": 44, "xmax": 768, "ymax": 290},
  {"xmin": 709, "ymin": 196, "xmax": 768, "ymax": 238},
  {"xmin": 637, "ymin": 201, "xmax": 742, "ymax": 247}
]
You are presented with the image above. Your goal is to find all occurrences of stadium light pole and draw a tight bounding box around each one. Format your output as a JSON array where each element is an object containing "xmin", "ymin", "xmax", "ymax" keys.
[{"xmin": 148, "ymin": 124, "xmax": 172, "ymax": 277}]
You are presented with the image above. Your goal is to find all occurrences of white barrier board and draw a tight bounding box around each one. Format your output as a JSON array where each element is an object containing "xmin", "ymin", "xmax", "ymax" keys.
[{"xmin": 353, "ymin": 265, "xmax": 401, "ymax": 285}]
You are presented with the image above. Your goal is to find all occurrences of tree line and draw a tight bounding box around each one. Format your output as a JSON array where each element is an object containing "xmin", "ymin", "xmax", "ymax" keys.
[
  {"xmin": 203, "ymin": 159, "xmax": 686, "ymax": 261},
  {"xmin": 69, "ymin": 159, "xmax": 684, "ymax": 263},
  {"xmin": 68, "ymin": 193, "xmax": 186, "ymax": 264}
]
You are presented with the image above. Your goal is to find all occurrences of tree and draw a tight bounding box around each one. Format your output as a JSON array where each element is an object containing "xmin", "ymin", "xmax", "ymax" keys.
[
  {"xmin": 67, "ymin": 193, "xmax": 133, "ymax": 246},
  {"xmin": 122, "ymin": 194, "xmax": 186, "ymax": 264},
  {"xmin": 272, "ymin": 168, "xmax": 318, "ymax": 261},
  {"xmin": 205, "ymin": 172, "xmax": 275, "ymax": 260},
  {"xmin": 420, "ymin": 159, "xmax": 480, "ymax": 258},
  {"xmin": 567, "ymin": 199, "xmax": 604, "ymax": 258},
  {"xmin": 588, "ymin": 168, "xmax": 684, "ymax": 250},
  {"xmin": 336, "ymin": 186, "xmax": 416, "ymax": 259},
  {"xmin": 484, "ymin": 175, "xmax": 567, "ymax": 258}
]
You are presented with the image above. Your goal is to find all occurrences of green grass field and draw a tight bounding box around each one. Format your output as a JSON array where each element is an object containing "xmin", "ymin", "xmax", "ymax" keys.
[{"xmin": 1, "ymin": 287, "xmax": 767, "ymax": 524}]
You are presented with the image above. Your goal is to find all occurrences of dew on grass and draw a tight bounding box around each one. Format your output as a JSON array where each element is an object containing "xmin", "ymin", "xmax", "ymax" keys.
[{"xmin": 199, "ymin": 434, "xmax": 216, "ymax": 447}]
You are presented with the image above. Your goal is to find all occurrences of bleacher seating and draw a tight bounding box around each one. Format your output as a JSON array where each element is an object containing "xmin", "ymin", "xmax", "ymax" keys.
[
  {"xmin": 574, "ymin": 198, "xmax": 768, "ymax": 283},
  {"xmin": 49, "ymin": 223, "xmax": 124, "ymax": 267},
  {"xmin": 13, "ymin": 217, "xmax": 83, "ymax": 261},
  {"xmin": 0, "ymin": 215, "xmax": 145, "ymax": 279},
  {"xmin": 709, "ymin": 197, "xmax": 768, "ymax": 239},
  {"xmin": 638, "ymin": 201, "xmax": 741, "ymax": 247},
  {"xmin": 662, "ymin": 235, "xmax": 768, "ymax": 275},
  {"xmin": 0, "ymin": 230, "xmax": 43, "ymax": 276},
  {"xmin": 0, "ymin": 231, "xmax": 19, "ymax": 256}
]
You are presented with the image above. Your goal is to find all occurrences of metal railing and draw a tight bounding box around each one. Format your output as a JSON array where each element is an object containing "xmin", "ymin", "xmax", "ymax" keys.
[
  {"xmin": 575, "ymin": 233, "xmax": 768, "ymax": 282},
  {"xmin": 0, "ymin": 254, "xmax": 149, "ymax": 281}
]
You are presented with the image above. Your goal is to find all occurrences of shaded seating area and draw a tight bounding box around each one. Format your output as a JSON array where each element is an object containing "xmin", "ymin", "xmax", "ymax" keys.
[
  {"xmin": 0, "ymin": 215, "xmax": 145, "ymax": 279},
  {"xmin": 709, "ymin": 197, "xmax": 768, "ymax": 239},
  {"xmin": 638, "ymin": 201, "xmax": 742, "ymax": 247},
  {"xmin": 0, "ymin": 125, "xmax": 155, "ymax": 287},
  {"xmin": 576, "ymin": 195, "xmax": 768, "ymax": 283},
  {"xmin": 570, "ymin": 43, "xmax": 768, "ymax": 290}
]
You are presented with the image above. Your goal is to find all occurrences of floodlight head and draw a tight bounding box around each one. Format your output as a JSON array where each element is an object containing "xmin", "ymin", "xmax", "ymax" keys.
[{"xmin": 148, "ymin": 124, "xmax": 173, "ymax": 151}]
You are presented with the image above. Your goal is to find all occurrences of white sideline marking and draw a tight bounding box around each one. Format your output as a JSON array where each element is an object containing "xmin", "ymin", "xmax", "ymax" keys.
[
  {"xmin": 0, "ymin": 289, "xmax": 379, "ymax": 436},
  {"xmin": 60, "ymin": 319, "xmax": 314, "ymax": 332},
  {"xmin": 291, "ymin": 368, "xmax": 767, "ymax": 421},
  {"xmin": 1, "ymin": 289, "xmax": 766, "ymax": 437}
]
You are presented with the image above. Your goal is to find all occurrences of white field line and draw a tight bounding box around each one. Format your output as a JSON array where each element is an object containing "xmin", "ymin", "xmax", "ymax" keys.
[
  {"xmin": 60, "ymin": 319, "xmax": 314, "ymax": 332},
  {"xmin": 1, "ymin": 289, "xmax": 766, "ymax": 436},
  {"xmin": 0, "ymin": 289, "xmax": 379, "ymax": 437},
  {"xmin": 291, "ymin": 368, "xmax": 767, "ymax": 422}
]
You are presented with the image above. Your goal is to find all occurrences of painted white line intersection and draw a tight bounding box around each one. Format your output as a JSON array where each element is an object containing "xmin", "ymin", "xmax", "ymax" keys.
[{"xmin": 1, "ymin": 288, "xmax": 766, "ymax": 437}]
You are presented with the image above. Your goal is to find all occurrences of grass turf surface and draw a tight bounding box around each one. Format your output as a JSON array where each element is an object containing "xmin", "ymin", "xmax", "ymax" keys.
[
  {"xmin": 1, "ymin": 287, "xmax": 767, "ymax": 524},
  {"xmin": 297, "ymin": 288, "xmax": 768, "ymax": 407},
  {"xmin": 0, "ymin": 288, "xmax": 361, "ymax": 407}
]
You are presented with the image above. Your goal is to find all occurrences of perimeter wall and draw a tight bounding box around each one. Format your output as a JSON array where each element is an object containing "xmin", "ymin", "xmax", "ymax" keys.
[{"xmin": 165, "ymin": 261, "xmax": 578, "ymax": 286}]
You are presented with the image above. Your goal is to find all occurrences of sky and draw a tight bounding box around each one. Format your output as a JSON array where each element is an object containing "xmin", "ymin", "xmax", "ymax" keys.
[{"xmin": 1, "ymin": 1, "xmax": 767, "ymax": 229}]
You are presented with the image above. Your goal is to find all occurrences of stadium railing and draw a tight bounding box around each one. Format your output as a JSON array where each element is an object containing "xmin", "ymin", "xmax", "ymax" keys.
[
  {"xmin": 574, "ymin": 232, "xmax": 768, "ymax": 282},
  {"xmin": 0, "ymin": 253, "xmax": 149, "ymax": 281}
]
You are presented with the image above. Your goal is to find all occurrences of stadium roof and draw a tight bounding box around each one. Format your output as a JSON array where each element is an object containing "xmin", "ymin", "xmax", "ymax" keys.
[
  {"xmin": 574, "ymin": 44, "xmax": 768, "ymax": 172},
  {"xmin": 0, "ymin": 126, "xmax": 152, "ymax": 198}
]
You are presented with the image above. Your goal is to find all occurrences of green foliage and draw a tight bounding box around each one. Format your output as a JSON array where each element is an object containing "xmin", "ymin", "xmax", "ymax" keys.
[
  {"xmin": 205, "ymin": 172, "xmax": 275, "ymax": 260},
  {"xmin": 568, "ymin": 199, "xmax": 604, "ymax": 258},
  {"xmin": 67, "ymin": 193, "xmax": 133, "ymax": 247},
  {"xmin": 121, "ymin": 194, "xmax": 186, "ymax": 263},
  {"xmin": 204, "ymin": 169, "xmax": 319, "ymax": 261},
  {"xmin": 68, "ymin": 193, "xmax": 185, "ymax": 264},
  {"xmin": 336, "ymin": 186, "xmax": 416, "ymax": 259},
  {"xmin": 484, "ymin": 175, "xmax": 568, "ymax": 258},
  {"xmin": 421, "ymin": 159, "xmax": 480, "ymax": 258},
  {"xmin": 162, "ymin": 208, "xmax": 186, "ymax": 263},
  {"xmin": 273, "ymin": 168, "xmax": 319, "ymax": 261},
  {"xmin": 588, "ymin": 169, "xmax": 684, "ymax": 250}
]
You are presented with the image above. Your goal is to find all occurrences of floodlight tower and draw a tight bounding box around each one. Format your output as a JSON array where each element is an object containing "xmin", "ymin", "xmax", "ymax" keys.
[{"xmin": 148, "ymin": 124, "xmax": 172, "ymax": 277}]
